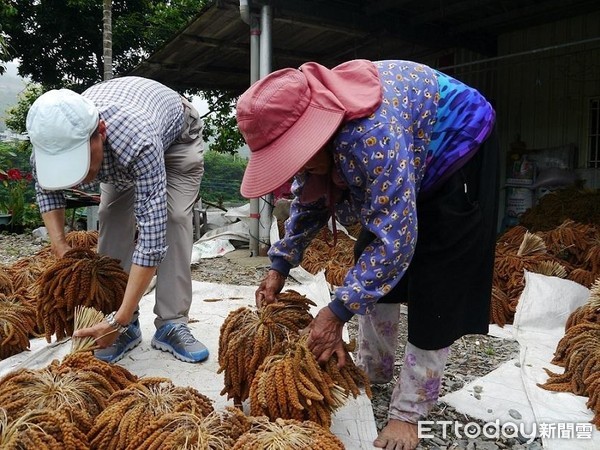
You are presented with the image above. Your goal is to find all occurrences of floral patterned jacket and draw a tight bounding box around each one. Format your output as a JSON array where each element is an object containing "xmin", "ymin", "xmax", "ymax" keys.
[{"xmin": 270, "ymin": 60, "xmax": 495, "ymax": 321}]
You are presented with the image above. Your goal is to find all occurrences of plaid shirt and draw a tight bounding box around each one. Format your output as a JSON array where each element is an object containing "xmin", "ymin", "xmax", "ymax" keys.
[{"xmin": 34, "ymin": 76, "xmax": 185, "ymax": 267}]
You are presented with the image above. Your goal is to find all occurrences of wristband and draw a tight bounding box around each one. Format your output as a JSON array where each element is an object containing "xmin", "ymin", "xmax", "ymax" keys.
[{"xmin": 105, "ymin": 311, "xmax": 129, "ymax": 334}]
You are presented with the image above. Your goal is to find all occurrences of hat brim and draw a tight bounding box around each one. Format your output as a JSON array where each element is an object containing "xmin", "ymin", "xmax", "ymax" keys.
[
  {"xmin": 34, "ymin": 140, "xmax": 90, "ymax": 191},
  {"xmin": 240, "ymin": 104, "xmax": 344, "ymax": 198}
]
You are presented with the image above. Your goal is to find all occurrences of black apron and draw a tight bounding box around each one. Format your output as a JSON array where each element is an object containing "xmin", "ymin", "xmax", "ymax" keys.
[{"xmin": 353, "ymin": 128, "xmax": 500, "ymax": 350}]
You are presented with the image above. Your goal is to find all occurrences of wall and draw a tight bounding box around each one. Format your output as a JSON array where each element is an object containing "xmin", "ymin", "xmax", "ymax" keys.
[
  {"xmin": 496, "ymin": 14, "xmax": 600, "ymax": 224},
  {"xmin": 495, "ymin": 12, "xmax": 600, "ymax": 172},
  {"xmin": 423, "ymin": 12, "xmax": 600, "ymax": 229},
  {"xmin": 428, "ymin": 13, "xmax": 599, "ymax": 166}
]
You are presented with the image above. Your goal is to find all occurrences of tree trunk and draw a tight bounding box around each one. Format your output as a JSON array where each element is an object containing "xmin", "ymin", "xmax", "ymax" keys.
[{"xmin": 103, "ymin": 0, "xmax": 113, "ymax": 80}]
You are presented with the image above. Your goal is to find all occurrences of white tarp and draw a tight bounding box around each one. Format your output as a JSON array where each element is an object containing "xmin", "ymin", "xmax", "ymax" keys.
[
  {"xmin": 441, "ymin": 272, "xmax": 599, "ymax": 448},
  {"xmin": 0, "ymin": 273, "xmax": 378, "ymax": 449},
  {"xmin": 191, "ymin": 204, "xmax": 253, "ymax": 258},
  {"xmin": 191, "ymin": 238, "xmax": 236, "ymax": 262}
]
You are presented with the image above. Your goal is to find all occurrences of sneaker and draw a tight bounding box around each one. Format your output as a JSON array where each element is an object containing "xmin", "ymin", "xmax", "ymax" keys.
[
  {"xmin": 151, "ymin": 322, "xmax": 209, "ymax": 363},
  {"xmin": 94, "ymin": 320, "xmax": 142, "ymax": 363}
]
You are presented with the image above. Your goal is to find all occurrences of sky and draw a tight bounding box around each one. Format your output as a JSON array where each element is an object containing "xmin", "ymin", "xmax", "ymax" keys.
[
  {"xmin": 4, "ymin": 60, "xmax": 22, "ymax": 78},
  {"xmin": 191, "ymin": 96, "xmax": 209, "ymax": 116}
]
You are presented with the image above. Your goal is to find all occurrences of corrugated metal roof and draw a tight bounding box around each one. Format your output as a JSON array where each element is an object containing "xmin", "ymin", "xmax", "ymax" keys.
[{"xmin": 130, "ymin": 0, "xmax": 600, "ymax": 93}]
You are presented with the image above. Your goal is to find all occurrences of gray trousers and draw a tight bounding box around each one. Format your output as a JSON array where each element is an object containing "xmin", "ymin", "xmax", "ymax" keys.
[{"xmin": 98, "ymin": 98, "xmax": 204, "ymax": 329}]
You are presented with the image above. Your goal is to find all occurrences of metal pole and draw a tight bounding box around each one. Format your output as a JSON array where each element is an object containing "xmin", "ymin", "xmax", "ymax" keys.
[
  {"xmin": 259, "ymin": 4, "xmax": 272, "ymax": 77},
  {"xmin": 241, "ymin": 1, "xmax": 262, "ymax": 256},
  {"xmin": 257, "ymin": 3, "xmax": 273, "ymax": 257},
  {"xmin": 248, "ymin": 14, "xmax": 262, "ymax": 256}
]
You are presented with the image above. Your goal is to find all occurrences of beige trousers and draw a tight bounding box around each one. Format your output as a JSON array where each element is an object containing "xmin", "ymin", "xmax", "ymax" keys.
[{"xmin": 98, "ymin": 98, "xmax": 204, "ymax": 329}]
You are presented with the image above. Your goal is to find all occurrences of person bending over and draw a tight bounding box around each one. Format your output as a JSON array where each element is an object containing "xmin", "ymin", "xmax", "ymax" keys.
[
  {"xmin": 27, "ymin": 76, "xmax": 209, "ymax": 364},
  {"xmin": 236, "ymin": 59, "xmax": 499, "ymax": 449}
]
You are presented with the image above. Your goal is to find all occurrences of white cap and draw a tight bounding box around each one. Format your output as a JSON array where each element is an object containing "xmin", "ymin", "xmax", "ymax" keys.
[{"xmin": 26, "ymin": 89, "xmax": 99, "ymax": 190}]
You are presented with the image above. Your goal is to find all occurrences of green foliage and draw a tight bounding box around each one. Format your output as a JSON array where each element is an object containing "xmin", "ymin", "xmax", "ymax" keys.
[
  {"xmin": 3, "ymin": 1, "xmax": 240, "ymax": 156},
  {"xmin": 200, "ymin": 90, "xmax": 244, "ymax": 155},
  {"xmin": 6, "ymin": 0, "xmax": 102, "ymax": 89},
  {"xmin": 3, "ymin": 85, "xmax": 38, "ymax": 225},
  {"xmin": 199, "ymin": 151, "xmax": 247, "ymax": 205},
  {"xmin": 5, "ymin": 84, "xmax": 43, "ymax": 134},
  {"xmin": 3, "ymin": 0, "xmax": 206, "ymax": 88},
  {"xmin": 0, "ymin": 141, "xmax": 41, "ymax": 230},
  {"xmin": 0, "ymin": 141, "xmax": 31, "ymax": 173},
  {"xmin": 144, "ymin": 0, "xmax": 203, "ymax": 50},
  {"xmin": 0, "ymin": 2, "xmax": 17, "ymax": 74},
  {"xmin": 0, "ymin": 35, "xmax": 7, "ymax": 75},
  {"xmin": 484, "ymin": 346, "xmax": 495, "ymax": 356}
]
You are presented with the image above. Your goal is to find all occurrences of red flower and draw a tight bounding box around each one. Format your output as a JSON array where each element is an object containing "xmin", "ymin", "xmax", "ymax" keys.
[{"xmin": 6, "ymin": 168, "xmax": 22, "ymax": 181}]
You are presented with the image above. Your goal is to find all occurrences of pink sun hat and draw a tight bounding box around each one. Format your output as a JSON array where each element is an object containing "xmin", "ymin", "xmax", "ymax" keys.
[{"xmin": 237, "ymin": 60, "xmax": 382, "ymax": 198}]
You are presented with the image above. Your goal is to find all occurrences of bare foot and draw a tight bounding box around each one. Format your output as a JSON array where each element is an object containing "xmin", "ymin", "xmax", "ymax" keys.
[{"xmin": 373, "ymin": 419, "xmax": 419, "ymax": 450}]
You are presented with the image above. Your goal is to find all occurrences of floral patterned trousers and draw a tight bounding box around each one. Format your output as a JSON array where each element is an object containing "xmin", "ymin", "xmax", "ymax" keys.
[{"xmin": 356, "ymin": 303, "xmax": 450, "ymax": 423}]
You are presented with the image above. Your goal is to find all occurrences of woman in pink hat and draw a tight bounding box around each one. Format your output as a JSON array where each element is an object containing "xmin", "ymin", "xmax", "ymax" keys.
[{"xmin": 237, "ymin": 59, "xmax": 498, "ymax": 449}]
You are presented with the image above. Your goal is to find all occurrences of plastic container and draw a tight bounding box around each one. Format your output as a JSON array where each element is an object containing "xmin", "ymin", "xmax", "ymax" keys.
[{"xmin": 506, "ymin": 187, "xmax": 534, "ymax": 217}]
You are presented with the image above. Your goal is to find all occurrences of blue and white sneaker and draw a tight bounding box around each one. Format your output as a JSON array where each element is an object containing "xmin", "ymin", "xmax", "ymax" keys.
[
  {"xmin": 151, "ymin": 322, "xmax": 209, "ymax": 363},
  {"xmin": 94, "ymin": 320, "xmax": 142, "ymax": 363}
]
